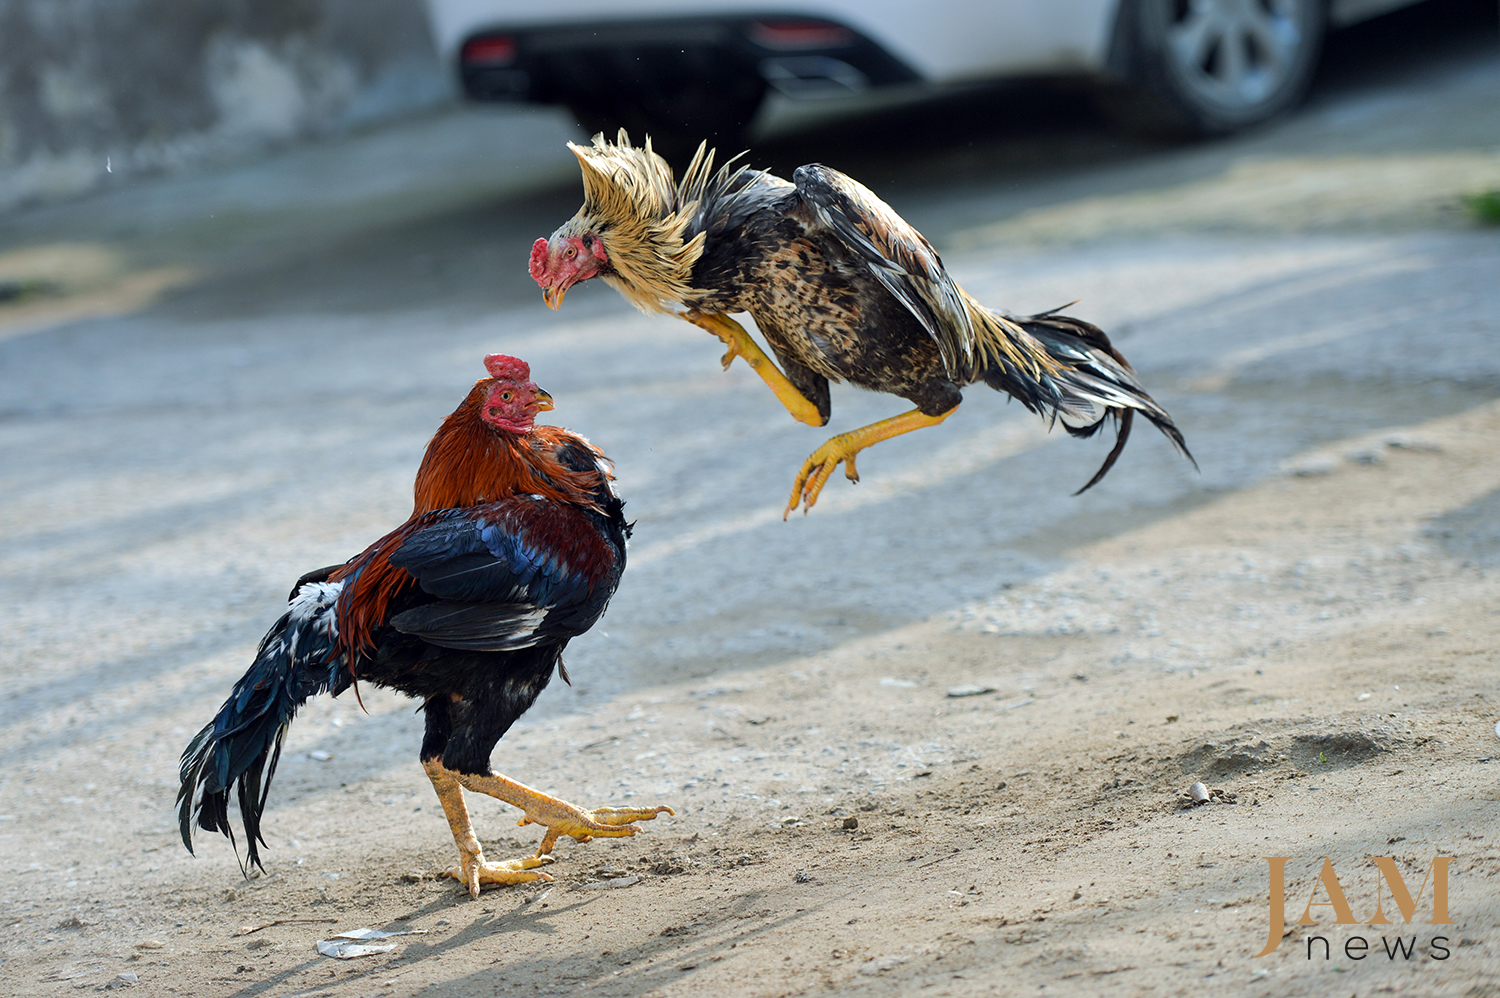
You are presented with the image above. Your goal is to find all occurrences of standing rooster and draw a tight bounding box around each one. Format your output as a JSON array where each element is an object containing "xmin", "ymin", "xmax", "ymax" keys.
[
  {"xmin": 530, "ymin": 132, "xmax": 1193, "ymax": 515},
  {"xmin": 178, "ymin": 355, "xmax": 670, "ymax": 898}
]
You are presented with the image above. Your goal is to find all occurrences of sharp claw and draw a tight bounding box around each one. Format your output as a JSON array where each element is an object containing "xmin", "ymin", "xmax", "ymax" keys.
[
  {"xmin": 537, "ymin": 830, "xmax": 560, "ymax": 856},
  {"xmin": 785, "ymin": 439, "xmax": 854, "ymax": 516},
  {"xmin": 801, "ymin": 459, "xmax": 835, "ymax": 512},
  {"xmin": 449, "ymin": 853, "xmax": 555, "ymax": 896},
  {"xmin": 786, "ymin": 475, "xmax": 810, "ymax": 518},
  {"xmin": 510, "ymin": 797, "xmax": 671, "ymax": 859}
]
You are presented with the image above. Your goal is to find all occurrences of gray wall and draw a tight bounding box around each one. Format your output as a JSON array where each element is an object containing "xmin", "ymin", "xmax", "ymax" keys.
[{"xmin": 0, "ymin": 0, "xmax": 452, "ymax": 212}]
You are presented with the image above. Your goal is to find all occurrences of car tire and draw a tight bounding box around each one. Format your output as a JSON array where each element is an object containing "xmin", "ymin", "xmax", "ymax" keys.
[{"xmin": 1100, "ymin": 0, "xmax": 1327, "ymax": 137}]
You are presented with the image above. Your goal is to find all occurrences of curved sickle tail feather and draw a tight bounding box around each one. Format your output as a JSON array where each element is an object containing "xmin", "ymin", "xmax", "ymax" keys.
[
  {"xmin": 177, "ymin": 581, "xmax": 351, "ymax": 872},
  {"xmin": 970, "ymin": 304, "xmax": 1195, "ymax": 492}
]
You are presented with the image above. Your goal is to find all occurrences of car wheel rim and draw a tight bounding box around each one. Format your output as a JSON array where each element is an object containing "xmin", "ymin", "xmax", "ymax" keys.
[{"xmin": 1164, "ymin": 0, "xmax": 1306, "ymax": 110}]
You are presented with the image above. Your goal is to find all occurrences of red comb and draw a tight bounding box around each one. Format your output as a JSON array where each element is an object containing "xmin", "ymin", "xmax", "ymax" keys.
[
  {"xmin": 528, "ymin": 238, "xmax": 550, "ymax": 284},
  {"xmin": 484, "ymin": 354, "xmax": 531, "ymax": 381}
]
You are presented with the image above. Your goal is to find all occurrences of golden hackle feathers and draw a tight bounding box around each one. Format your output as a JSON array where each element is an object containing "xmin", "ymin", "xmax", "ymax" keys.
[
  {"xmin": 964, "ymin": 297, "xmax": 1061, "ymax": 386},
  {"xmin": 564, "ymin": 130, "xmax": 726, "ymax": 314}
]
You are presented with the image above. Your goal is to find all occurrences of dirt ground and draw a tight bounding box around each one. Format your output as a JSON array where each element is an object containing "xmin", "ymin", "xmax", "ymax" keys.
[
  {"xmin": 4, "ymin": 6, "xmax": 1500, "ymax": 996},
  {"xmin": 5, "ymin": 393, "xmax": 1498, "ymax": 998}
]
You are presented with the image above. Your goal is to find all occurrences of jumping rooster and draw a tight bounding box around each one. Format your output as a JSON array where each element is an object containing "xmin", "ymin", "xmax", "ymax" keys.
[
  {"xmin": 531, "ymin": 132, "xmax": 1193, "ymax": 515},
  {"xmin": 177, "ymin": 355, "xmax": 669, "ymax": 898}
]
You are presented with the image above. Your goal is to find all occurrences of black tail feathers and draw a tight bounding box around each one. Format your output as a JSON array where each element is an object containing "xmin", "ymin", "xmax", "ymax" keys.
[
  {"xmin": 177, "ymin": 580, "xmax": 349, "ymax": 872},
  {"xmin": 978, "ymin": 307, "xmax": 1194, "ymax": 492}
]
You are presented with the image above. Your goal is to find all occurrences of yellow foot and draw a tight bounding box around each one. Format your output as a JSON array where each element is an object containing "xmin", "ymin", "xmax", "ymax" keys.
[
  {"xmin": 683, "ymin": 311, "xmax": 825, "ymax": 427},
  {"xmin": 520, "ymin": 802, "xmax": 676, "ymax": 856},
  {"xmin": 784, "ymin": 406, "xmax": 958, "ymax": 517},
  {"xmin": 446, "ymin": 853, "xmax": 555, "ymax": 900},
  {"xmin": 452, "ymin": 767, "xmax": 673, "ymax": 863},
  {"xmin": 424, "ymin": 758, "xmax": 558, "ymax": 899},
  {"xmin": 710, "ymin": 328, "xmax": 746, "ymax": 372},
  {"xmin": 687, "ymin": 310, "xmax": 750, "ymax": 371},
  {"xmin": 786, "ymin": 439, "xmax": 861, "ymax": 517}
]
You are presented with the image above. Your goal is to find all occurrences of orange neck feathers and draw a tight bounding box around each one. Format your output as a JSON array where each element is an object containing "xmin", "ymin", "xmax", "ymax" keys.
[
  {"xmin": 330, "ymin": 382, "xmax": 607, "ymax": 663},
  {"xmin": 412, "ymin": 383, "xmax": 601, "ymax": 514}
]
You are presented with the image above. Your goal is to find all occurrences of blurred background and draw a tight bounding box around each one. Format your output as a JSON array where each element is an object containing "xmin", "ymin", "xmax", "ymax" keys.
[
  {"xmin": 1, "ymin": 0, "xmax": 1497, "ymax": 710},
  {"xmin": 2, "ymin": 0, "xmax": 1497, "ymax": 208},
  {"xmin": 1, "ymin": 0, "xmax": 1497, "ymax": 698}
]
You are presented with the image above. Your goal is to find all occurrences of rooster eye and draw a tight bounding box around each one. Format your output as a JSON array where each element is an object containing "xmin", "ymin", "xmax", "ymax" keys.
[
  {"xmin": 499, "ymin": 391, "xmax": 513, "ymax": 401},
  {"xmin": 564, "ymin": 245, "xmax": 577, "ymax": 259}
]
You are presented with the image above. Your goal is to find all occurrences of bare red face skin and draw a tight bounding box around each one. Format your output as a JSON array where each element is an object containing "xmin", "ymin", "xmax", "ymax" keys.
[
  {"xmin": 479, "ymin": 353, "xmax": 554, "ymax": 433},
  {"xmin": 529, "ymin": 234, "xmax": 607, "ymax": 308}
]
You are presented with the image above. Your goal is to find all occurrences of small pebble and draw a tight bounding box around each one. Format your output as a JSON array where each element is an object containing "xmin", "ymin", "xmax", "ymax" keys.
[
  {"xmin": 1385, "ymin": 434, "xmax": 1441, "ymax": 452},
  {"xmin": 1188, "ymin": 782, "xmax": 1210, "ymax": 803},
  {"xmin": 858, "ymin": 954, "xmax": 910, "ymax": 976}
]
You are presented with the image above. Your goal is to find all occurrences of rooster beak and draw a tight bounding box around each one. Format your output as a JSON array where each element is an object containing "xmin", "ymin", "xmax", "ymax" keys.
[
  {"xmin": 542, "ymin": 285, "xmax": 566, "ymax": 310},
  {"xmin": 532, "ymin": 388, "xmax": 555, "ymax": 412}
]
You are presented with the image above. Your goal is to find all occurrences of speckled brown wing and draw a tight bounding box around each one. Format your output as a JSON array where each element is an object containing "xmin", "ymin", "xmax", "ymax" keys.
[{"xmin": 792, "ymin": 164, "xmax": 977, "ymax": 383}]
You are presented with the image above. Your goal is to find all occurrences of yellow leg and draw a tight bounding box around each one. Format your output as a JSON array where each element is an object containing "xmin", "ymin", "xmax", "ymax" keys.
[
  {"xmin": 684, "ymin": 311, "xmax": 826, "ymax": 427},
  {"xmin": 422, "ymin": 759, "xmax": 555, "ymax": 899},
  {"xmin": 452, "ymin": 769, "xmax": 672, "ymax": 858},
  {"xmin": 787, "ymin": 406, "xmax": 958, "ymax": 517}
]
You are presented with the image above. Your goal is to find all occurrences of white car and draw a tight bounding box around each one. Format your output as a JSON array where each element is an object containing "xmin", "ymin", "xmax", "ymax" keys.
[{"xmin": 424, "ymin": 0, "xmax": 1427, "ymax": 152}]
